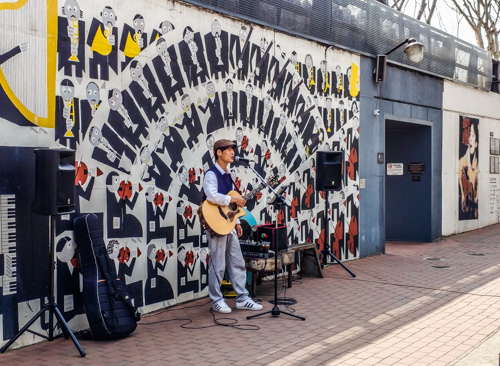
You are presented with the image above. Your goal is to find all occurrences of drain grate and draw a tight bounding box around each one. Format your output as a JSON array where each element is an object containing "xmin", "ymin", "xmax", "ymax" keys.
[
  {"xmin": 431, "ymin": 265, "xmax": 451, "ymax": 269},
  {"xmin": 424, "ymin": 257, "xmax": 443, "ymax": 261},
  {"xmin": 468, "ymin": 253, "xmax": 485, "ymax": 256}
]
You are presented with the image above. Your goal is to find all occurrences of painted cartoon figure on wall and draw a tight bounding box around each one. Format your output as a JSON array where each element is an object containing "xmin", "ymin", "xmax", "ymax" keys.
[
  {"xmin": 144, "ymin": 242, "xmax": 174, "ymax": 305},
  {"xmin": 58, "ymin": 0, "xmax": 85, "ymax": 78},
  {"xmin": 55, "ymin": 236, "xmax": 84, "ymax": 322},
  {"xmin": 107, "ymin": 239, "xmax": 144, "ymax": 307},
  {"xmin": 56, "ymin": 79, "xmax": 79, "ymax": 149},
  {"xmin": 0, "ymin": 41, "xmax": 32, "ymax": 127},
  {"xmin": 80, "ymin": 82, "xmax": 100, "ymax": 139},
  {"xmin": 120, "ymin": 14, "xmax": 147, "ymax": 71},
  {"xmin": 205, "ymin": 19, "xmax": 229, "ymax": 80},
  {"xmin": 87, "ymin": 6, "xmax": 118, "ymax": 80}
]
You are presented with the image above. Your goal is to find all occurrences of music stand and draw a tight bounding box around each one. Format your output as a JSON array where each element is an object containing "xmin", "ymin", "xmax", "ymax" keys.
[
  {"xmin": 0, "ymin": 216, "xmax": 85, "ymax": 356},
  {"xmin": 237, "ymin": 160, "xmax": 305, "ymax": 321}
]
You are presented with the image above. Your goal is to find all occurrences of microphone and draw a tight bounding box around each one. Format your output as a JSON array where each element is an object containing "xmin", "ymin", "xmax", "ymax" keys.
[{"xmin": 235, "ymin": 156, "xmax": 254, "ymax": 164}]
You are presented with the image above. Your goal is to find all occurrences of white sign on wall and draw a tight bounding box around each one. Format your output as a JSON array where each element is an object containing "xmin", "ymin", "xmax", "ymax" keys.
[{"xmin": 387, "ymin": 163, "xmax": 404, "ymax": 176}]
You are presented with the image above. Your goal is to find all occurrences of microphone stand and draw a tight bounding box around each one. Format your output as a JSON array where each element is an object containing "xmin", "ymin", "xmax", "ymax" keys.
[{"xmin": 240, "ymin": 160, "xmax": 305, "ymax": 321}]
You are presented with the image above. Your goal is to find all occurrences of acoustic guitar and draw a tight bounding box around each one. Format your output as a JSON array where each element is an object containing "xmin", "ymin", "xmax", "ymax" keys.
[{"xmin": 198, "ymin": 174, "xmax": 279, "ymax": 236}]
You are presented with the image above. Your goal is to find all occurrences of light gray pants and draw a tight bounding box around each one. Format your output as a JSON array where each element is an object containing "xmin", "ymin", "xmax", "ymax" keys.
[{"xmin": 207, "ymin": 229, "xmax": 249, "ymax": 304}]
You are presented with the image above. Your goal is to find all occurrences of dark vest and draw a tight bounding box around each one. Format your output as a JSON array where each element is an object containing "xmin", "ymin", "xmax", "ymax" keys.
[{"xmin": 205, "ymin": 165, "xmax": 233, "ymax": 197}]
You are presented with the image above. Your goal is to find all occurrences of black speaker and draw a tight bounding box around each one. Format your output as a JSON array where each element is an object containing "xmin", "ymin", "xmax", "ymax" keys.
[
  {"xmin": 256, "ymin": 224, "xmax": 288, "ymax": 252},
  {"xmin": 33, "ymin": 148, "xmax": 76, "ymax": 215},
  {"xmin": 315, "ymin": 151, "xmax": 343, "ymax": 191}
]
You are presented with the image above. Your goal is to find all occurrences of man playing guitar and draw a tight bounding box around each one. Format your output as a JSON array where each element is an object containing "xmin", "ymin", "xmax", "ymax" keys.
[{"xmin": 202, "ymin": 139, "xmax": 263, "ymax": 313}]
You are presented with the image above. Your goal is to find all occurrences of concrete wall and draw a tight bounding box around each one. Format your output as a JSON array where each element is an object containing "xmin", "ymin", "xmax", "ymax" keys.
[
  {"xmin": 359, "ymin": 57, "xmax": 443, "ymax": 255},
  {"xmin": 442, "ymin": 81, "xmax": 500, "ymax": 235}
]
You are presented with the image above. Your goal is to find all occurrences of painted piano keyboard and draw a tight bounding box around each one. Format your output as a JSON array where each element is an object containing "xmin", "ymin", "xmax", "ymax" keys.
[{"xmin": 1, "ymin": 194, "xmax": 17, "ymax": 295}]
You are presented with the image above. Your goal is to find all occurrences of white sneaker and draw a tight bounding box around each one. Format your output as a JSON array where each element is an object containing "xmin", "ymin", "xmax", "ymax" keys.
[
  {"xmin": 212, "ymin": 300, "xmax": 232, "ymax": 314},
  {"xmin": 236, "ymin": 298, "xmax": 263, "ymax": 311}
]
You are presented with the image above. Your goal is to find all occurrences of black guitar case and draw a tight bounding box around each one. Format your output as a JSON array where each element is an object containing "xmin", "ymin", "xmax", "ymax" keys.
[{"xmin": 74, "ymin": 213, "xmax": 140, "ymax": 340}]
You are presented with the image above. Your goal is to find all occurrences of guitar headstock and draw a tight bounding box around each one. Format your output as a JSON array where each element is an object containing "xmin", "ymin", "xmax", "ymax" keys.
[{"xmin": 266, "ymin": 174, "xmax": 280, "ymax": 188}]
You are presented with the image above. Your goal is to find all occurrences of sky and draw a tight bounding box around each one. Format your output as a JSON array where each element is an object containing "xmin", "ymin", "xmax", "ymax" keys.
[{"xmin": 404, "ymin": 0, "xmax": 478, "ymax": 46}]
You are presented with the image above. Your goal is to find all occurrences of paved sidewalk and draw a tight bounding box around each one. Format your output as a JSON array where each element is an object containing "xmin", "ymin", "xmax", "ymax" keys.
[{"xmin": 3, "ymin": 224, "xmax": 500, "ymax": 365}]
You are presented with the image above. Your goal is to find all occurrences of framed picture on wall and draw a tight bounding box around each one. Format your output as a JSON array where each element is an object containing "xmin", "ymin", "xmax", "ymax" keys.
[
  {"xmin": 491, "ymin": 156, "xmax": 500, "ymax": 174},
  {"xmin": 491, "ymin": 137, "xmax": 500, "ymax": 155}
]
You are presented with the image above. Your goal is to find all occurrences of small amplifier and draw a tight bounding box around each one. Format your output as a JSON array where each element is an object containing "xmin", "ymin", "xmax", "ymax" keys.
[{"xmin": 256, "ymin": 224, "xmax": 288, "ymax": 251}]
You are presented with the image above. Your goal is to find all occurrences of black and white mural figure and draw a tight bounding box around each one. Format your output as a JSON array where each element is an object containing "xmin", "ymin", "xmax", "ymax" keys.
[
  {"xmin": 250, "ymin": 37, "xmax": 272, "ymax": 89},
  {"xmin": 333, "ymin": 64, "xmax": 344, "ymax": 99},
  {"xmin": 317, "ymin": 60, "xmax": 330, "ymax": 98},
  {"xmin": 221, "ymin": 78, "xmax": 238, "ymax": 127},
  {"xmin": 88, "ymin": 125, "xmax": 134, "ymax": 173},
  {"xmin": 239, "ymin": 82, "xmax": 258, "ymax": 129},
  {"xmin": 179, "ymin": 26, "xmax": 209, "ymax": 89},
  {"xmin": 268, "ymin": 48, "xmax": 289, "ymax": 102},
  {"xmin": 139, "ymin": 145, "xmax": 173, "ymax": 193},
  {"xmin": 257, "ymin": 95, "xmax": 274, "ymax": 136},
  {"xmin": 145, "ymin": 186, "xmax": 174, "ymax": 244},
  {"xmin": 80, "ymin": 82, "xmax": 100, "ymax": 139},
  {"xmin": 303, "ymin": 54, "xmax": 316, "ymax": 95},
  {"xmin": 230, "ymin": 25, "xmax": 252, "ymax": 81},
  {"xmin": 106, "ymin": 239, "xmax": 144, "ymax": 308},
  {"xmin": 204, "ymin": 19, "xmax": 229, "ymax": 80},
  {"xmin": 87, "ymin": 6, "xmax": 118, "ymax": 80},
  {"xmin": 128, "ymin": 60, "xmax": 165, "ymax": 122},
  {"xmin": 107, "ymin": 88, "xmax": 148, "ymax": 149},
  {"xmin": 155, "ymin": 116, "xmax": 186, "ymax": 172},
  {"xmin": 150, "ymin": 20, "xmax": 175, "ymax": 43},
  {"xmin": 58, "ymin": 0, "xmax": 85, "ymax": 78},
  {"xmin": 56, "ymin": 79, "xmax": 79, "ymax": 149},
  {"xmin": 152, "ymin": 37, "xmax": 185, "ymax": 105},
  {"xmin": 174, "ymin": 93, "xmax": 203, "ymax": 150},
  {"xmin": 105, "ymin": 171, "xmax": 142, "ymax": 239},
  {"xmin": 197, "ymin": 81, "xmax": 224, "ymax": 134},
  {"xmin": 144, "ymin": 243, "xmax": 174, "ymax": 305}
]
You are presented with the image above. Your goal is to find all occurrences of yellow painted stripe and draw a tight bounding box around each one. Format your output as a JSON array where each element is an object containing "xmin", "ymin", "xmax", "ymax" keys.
[
  {"xmin": 0, "ymin": 0, "xmax": 29, "ymax": 11},
  {"xmin": 46, "ymin": 0, "xmax": 57, "ymax": 128}
]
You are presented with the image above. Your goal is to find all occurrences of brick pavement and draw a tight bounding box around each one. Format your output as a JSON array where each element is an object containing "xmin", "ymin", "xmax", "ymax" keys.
[{"xmin": 2, "ymin": 224, "xmax": 500, "ymax": 365}]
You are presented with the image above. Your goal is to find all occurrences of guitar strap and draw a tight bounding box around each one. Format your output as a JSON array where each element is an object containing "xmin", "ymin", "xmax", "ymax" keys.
[{"xmin": 229, "ymin": 174, "xmax": 242, "ymax": 195}]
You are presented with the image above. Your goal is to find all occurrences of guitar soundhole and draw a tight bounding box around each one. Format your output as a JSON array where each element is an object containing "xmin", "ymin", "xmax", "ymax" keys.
[{"xmin": 228, "ymin": 203, "xmax": 238, "ymax": 212}]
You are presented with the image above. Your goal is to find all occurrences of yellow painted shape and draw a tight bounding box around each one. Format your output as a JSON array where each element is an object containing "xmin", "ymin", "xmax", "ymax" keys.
[
  {"xmin": 350, "ymin": 62, "xmax": 360, "ymax": 98},
  {"xmin": 0, "ymin": 0, "xmax": 56, "ymax": 128},
  {"xmin": 91, "ymin": 25, "xmax": 112, "ymax": 56},
  {"xmin": 0, "ymin": 0, "xmax": 29, "ymax": 10},
  {"xmin": 123, "ymin": 32, "xmax": 140, "ymax": 58}
]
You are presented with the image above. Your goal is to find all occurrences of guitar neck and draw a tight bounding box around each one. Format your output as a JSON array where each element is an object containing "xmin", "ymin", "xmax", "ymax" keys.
[{"xmin": 244, "ymin": 181, "xmax": 267, "ymax": 201}]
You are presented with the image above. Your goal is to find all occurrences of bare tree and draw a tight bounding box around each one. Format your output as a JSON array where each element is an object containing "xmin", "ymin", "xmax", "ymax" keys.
[
  {"xmin": 449, "ymin": 0, "xmax": 500, "ymax": 58},
  {"xmin": 381, "ymin": 0, "xmax": 439, "ymax": 24}
]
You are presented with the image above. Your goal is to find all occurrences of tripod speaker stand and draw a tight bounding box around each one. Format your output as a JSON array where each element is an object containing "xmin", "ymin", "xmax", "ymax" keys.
[
  {"xmin": 0, "ymin": 149, "xmax": 85, "ymax": 356},
  {"xmin": 316, "ymin": 151, "xmax": 355, "ymax": 278},
  {"xmin": 0, "ymin": 216, "xmax": 85, "ymax": 356}
]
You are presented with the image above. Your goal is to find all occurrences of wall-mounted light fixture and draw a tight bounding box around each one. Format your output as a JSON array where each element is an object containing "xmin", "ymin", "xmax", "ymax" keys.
[{"xmin": 375, "ymin": 38, "xmax": 425, "ymax": 82}]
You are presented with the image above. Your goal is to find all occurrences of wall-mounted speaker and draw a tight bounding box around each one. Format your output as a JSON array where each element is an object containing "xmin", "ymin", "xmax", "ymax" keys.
[
  {"xmin": 315, "ymin": 151, "xmax": 343, "ymax": 191},
  {"xmin": 33, "ymin": 148, "xmax": 75, "ymax": 215}
]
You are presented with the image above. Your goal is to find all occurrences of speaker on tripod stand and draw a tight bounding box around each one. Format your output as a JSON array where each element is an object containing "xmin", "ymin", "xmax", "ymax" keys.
[
  {"xmin": 315, "ymin": 151, "xmax": 355, "ymax": 277},
  {"xmin": 0, "ymin": 148, "xmax": 85, "ymax": 356}
]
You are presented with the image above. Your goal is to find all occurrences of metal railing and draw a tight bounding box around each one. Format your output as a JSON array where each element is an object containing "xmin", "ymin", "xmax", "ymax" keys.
[{"xmin": 182, "ymin": 0, "xmax": 492, "ymax": 90}]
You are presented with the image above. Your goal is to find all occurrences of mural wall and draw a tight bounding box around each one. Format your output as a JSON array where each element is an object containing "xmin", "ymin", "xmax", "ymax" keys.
[{"xmin": 0, "ymin": 0, "xmax": 360, "ymax": 347}]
